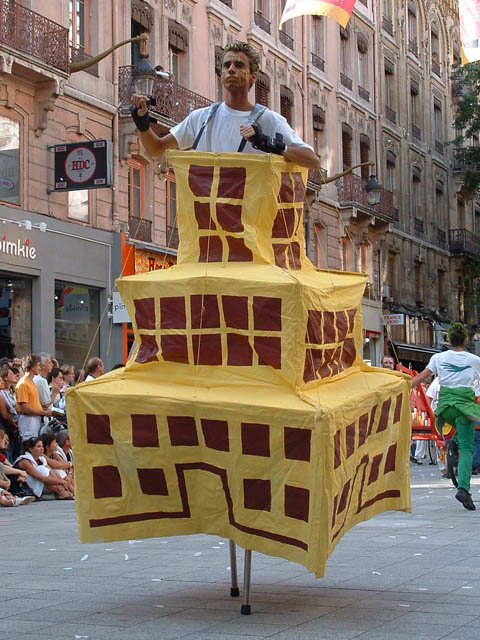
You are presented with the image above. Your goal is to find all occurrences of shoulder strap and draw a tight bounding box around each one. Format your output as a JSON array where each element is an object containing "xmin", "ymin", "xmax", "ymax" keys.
[
  {"xmin": 237, "ymin": 104, "xmax": 267, "ymax": 152},
  {"xmin": 192, "ymin": 102, "xmax": 222, "ymax": 150}
]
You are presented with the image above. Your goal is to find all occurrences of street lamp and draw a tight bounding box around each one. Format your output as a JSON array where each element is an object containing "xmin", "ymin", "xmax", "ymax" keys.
[
  {"xmin": 365, "ymin": 174, "xmax": 382, "ymax": 206},
  {"xmin": 131, "ymin": 50, "xmax": 157, "ymax": 97}
]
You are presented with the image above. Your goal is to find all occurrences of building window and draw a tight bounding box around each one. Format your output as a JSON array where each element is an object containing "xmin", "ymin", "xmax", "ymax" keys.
[
  {"xmin": 311, "ymin": 16, "xmax": 325, "ymax": 69},
  {"xmin": 0, "ymin": 115, "xmax": 20, "ymax": 206},
  {"xmin": 431, "ymin": 22, "xmax": 440, "ymax": 73},
  {"xmin": 312, "ymin": 105, "xmax": 324, "ymax": 157},
  {"xmin": 434, "ymin": 99, "xmax": 443, "ymax": 150},
  {"xmin": 359, "ymin": 136, "xmax": 370, "ymax": 180},
  {"xmin": 0, "ymin": 276, "xmax": 31, "ymax": 359},
  {"xmin": 55, "ymin": 281, "xmax": 99, "ymax": 369},
  {"xmin": 384, "ymin": 59, "xmax": 395, "ymax": 122},
  {"xmin": 342, "ymin": 125, "xmax": 352, "ymax": 171},
  {"xmin": 411, "ymin": 167, "xmax": 421, "ymax": 221},
  {"xmin": 168, "ymin": 21, "xmax": 188, "ymax": 84},
  {"xmin": 340, "ymin": 27, "xmax": 351, "ymax": 82},
  {"xmin": 357, "ymin": 34, "xmax": 369, "ymax": 96},
  {"xmin": 383, "ymin": 0, "xmax": 393, "ymax": 18},
  {"xmin": 386, "ymin": 150, "xmax": 396, "ymax": 194},
  {"xmin": 127, "ymin": 160, "xmax": 144, "ymax": 220},
  {"xmin": 436, "ymin": 181, "xmax": 446, "ymax": 236},
  {"xmin": 280, "ymin": 86, "xmax": 293, "ymax": 126},
  {"xmin": 68, "ymin": 190, "xmax": 90, "ymax": 223},
  {"xmin": 410, "ymin": 80, "xmax": 421, "ymax": 139},
  {"xmin": 255, "ymin": 71, "xmax": 270, "ymax": 107},
  {"xmin": 279, "ymin": 0, "xmax": 294, "ymax": 46},
  {"xmin": 166, "ymin": 172, "xmax": 178, "ymax": 250},
  {"xmin": 69, "ymin": 0, "xmax": 89, "ymax": 52},
  {"xmin": 457, "ymin": 195, "xmax": 465, "ymax": 229},
  {"xmin": 408, "ymin": 1, "xmax": 418, "ymax": 55}
]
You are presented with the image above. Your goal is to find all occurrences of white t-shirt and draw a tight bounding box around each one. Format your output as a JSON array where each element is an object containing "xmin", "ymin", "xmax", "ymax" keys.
[
  {"xmin": 427, "ymin": 350, "xmax": 480, "ymax": 388},
  {"xmin": 33, "ymin": 375, "xmax": 50, "ymax": 406},
  {"xmin": 170, "ymin": 103, "xmax": 313, "ymax": 154}
]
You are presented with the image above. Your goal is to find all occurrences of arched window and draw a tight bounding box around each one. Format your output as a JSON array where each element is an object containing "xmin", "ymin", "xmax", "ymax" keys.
[
  {"xmin": 359, "ymin": 135, "xmax": 370, "ymax": 180},
  {"xmin": 312, "ymin": 105, "xmax": 325, "ymax": 156},
  {"xmin": 431, "ymin": 21, "xmax": 440, "ymax": 75},
  {"xmin": 342, "ymin": 124, "xmax": 353, "ymax": 171},
  {"xmin": 280, "ymin": 86, "xmax": 294, "ymax": 125},
  {"xmin": 386, "ymin": 150, "xmax": 396, "ymax": 194},
  {"xmin": 255, "ymin": 71, "xmax": 270, "ymax": 107},
  {"xmin": 407, "ymin": 1, "xmax": 418, "ymax": 55}
]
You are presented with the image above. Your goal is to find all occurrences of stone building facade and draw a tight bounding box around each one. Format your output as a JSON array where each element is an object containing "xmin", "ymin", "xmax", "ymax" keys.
[{"xmin": 0, "ymin": 0, "xmax": 472, "ymax": 368}]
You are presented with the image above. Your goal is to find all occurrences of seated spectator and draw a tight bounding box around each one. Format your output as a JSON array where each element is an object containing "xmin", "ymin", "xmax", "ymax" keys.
[
  {"xmin": 0, "ymin": 461, "xmax": 34, "ymax": 506},
  {"xmin": 14, "ymin": 437, "xmax": 73, "ymax": 500},
  {"xmin": 0, "ymin": 428, "xmax": 29, "ymax": 495},
  {"xmin": 16, "ymin": 355, "xmax": 53, "ymax": 440},
  {"xmin": 0, "ymin": 369, "xmax": 21, "ymax": 460},
  {"xmin": 55, "ymin": 430, "xmax": 73, "ymax": 465},
  {"xmin": 40, "ymin": 433, "xmax": 74, "ymax": 495}
]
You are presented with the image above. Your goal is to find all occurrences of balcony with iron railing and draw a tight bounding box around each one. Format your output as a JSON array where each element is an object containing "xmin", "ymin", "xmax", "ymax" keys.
[
  {"xmin": 449, "ymin": 228, "xmax": 480, "ymax": 257},
  {"xmin": 129, "ymin": 216, "xmax": 152, "ymax": 243},
  {"xmin": 279, "ymin": 29, "xmax": 294, "ymax": 50},
  {"xmin": 452, "ymin": 147, "xmax": 480, "ymax": 173},
  {"xmin": 0, "ymin": 0, "xmax": 69, "ymax": 73},
  {"xmin": 337, "ymin": 174, "xmax": 399, "ymax": 223},
  {"xmin": 431, "ymin": 60, "xmax": 441, "ymax": 76},
  {"xmin": 412, "ymin": 124, "xmax": 421, "ymax": 141},
  {"xmin": 307, "ymin": 167, "xmax": 328, "ymax": 188},
  {"xmin": 385, "ymin": 105, "xmax": 396, "ymax": 124},
  {"xmin": 166, "ymin": 225, "xmax": 179, "ymax": 250},
  {"xmin": 311, "ymin": 52, "xmax": 325, "ymax": 72},
  {"xmin": 358, "ymin": 86, "xmax": 370, "ymax": 102},
  {"xmin": 434, "ymin": 140, "xmax": 444, "ymax": 155},
  {"xmin": 119, "ymin": 66, "xmax": 212, "ymax": 124},
  {"xmin": 70, "ymin": 46, "xmax": 98, "ymax": 76},
  {"xmin": 414, "ymin": 217, "xmax": 424, "ymax": 233},
  {"xmin": 382, "ymin": 16, "xmax": 394, "ymax": 35},
  {"xmin": 437, "ymin": 228, "xmax": 447, "ymax": 249},
  {"xmin": 340, "ymin": 73, "xmax": 353, "ymax": 90},
  {"xmin": 254, "ymin": 11, "xmax": 271, "ymax": 34}
]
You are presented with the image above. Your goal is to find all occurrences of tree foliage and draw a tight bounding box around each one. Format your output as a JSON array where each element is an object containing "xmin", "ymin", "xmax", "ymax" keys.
[{"xmin": 452, "ymin": 61, "xmax": 480, "ymax": 200}]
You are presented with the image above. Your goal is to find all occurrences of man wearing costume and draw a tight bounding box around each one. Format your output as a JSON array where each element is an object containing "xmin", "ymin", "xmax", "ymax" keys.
[{"xmin": 131, "ymin": 41, "xmax": 320, "ymax": 170}]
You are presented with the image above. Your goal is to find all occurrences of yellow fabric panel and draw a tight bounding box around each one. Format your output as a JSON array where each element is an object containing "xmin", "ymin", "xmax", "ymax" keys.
[{"xmin": 67, "ymin": 152, "xmax": 410, "ymax": 578}]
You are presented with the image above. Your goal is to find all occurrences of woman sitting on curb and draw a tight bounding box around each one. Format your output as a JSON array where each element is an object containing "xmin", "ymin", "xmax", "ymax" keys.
[
  {"xmin": 412, "ymin": 322, "xmax": 480, "ymax": 511},
  {"xmin": 14, "ymin": 437, "xmax": 73, "ymax": 500},
  {"xmin": 40, "ymin": 433, "xmax": 74, "ymax": 496}
]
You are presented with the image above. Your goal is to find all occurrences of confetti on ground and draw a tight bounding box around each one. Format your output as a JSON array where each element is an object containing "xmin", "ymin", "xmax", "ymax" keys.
[
  {"xmin": 63, "ymin": 567, "xmax": 73, "ymax": 571},
  {"xmin": 226, "ymin": 566, "xmax": 231, "ymax": 571},
  {"xmin": 105, "ymin": 548, "xmax": 113, "ymax": 551},
  {"xmin": 124, "ymin": 554, "xmax": 129, "ymax": 560},
  {"xmin": 75, "ymin": 636, "xmax": 89, "ymax": 639},
  {"xmin": 152, "ymin": 579, "xmax": 162, "ymax": 582},
  {"xmin": 212, "ymin": 546, "xmax": 221, "ymax": 549},
  {"xmin": 38, "ymin": 541, "xmax": 46, "ymax": 544},
  {"xmin": 218, "ymin": 542, "xmax": 225, "ymax": 545},
  {"xmin": 372, "ymin": 571, "xmax": 381, "ymax": 575},
  {"xmin": 80, "ymin": 555, "xmax": 89, "ymax": 562},
  {"xmin": 418, "ymin": 587, "xmax": 428, "ymax": 591},
  {"xmin": 194, "ymin": 552, "xmax": 202, "ymax": 557},
  {"xmin": 154, "ymin": 605, "xmax": 165, "ymax": 608},
  {"xmin": 388, "ymin": 536, "xmax": 396, "ymax": 539},
  {"xmin": 399, "ymin": 604, "xmax": 411, "ymax": 608},
  {"xmin": 419, "ymin": 536, "xmax": 428, "ymax": 539},
  {"xmin": 414, "ymin": 553, "xmax": 422, "ymax": 556},
  {"xmin": 160, "ymin": 541, "xmax": 168, "ymax": 544},
  {"xmin": 48, "ymin": 548, "xmax": 56, "ymax": 551},
  {"xmin": 463, "ymin": 586, "xmax": 473, "ymax": 589}
]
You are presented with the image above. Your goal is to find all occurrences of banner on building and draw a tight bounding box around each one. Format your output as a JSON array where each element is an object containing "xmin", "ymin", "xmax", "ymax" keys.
[
  {"xmin": 279, "ymin": 0, "xmax": 357, "ymax": 29},
  {"xmin": 459, "ymin": 0, "xmax": 480, "ymax": 64}
]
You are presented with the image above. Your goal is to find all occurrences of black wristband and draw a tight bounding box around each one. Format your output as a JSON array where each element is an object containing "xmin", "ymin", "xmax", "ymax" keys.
[
  {"xmin": 130, "ymin": 105, "xmax": 151, "ymax": 132},
  {"xmin": 250, "ymin": 124, "xmax": 286, "ymax": 156}
]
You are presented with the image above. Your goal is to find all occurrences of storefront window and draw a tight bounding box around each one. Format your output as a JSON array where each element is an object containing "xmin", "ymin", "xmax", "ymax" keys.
[
  {"xmin": 0, "ymin": 116, "xmax": 20, "ymax": 206},
  {"xmin": 0, "ymin": 275, "xmax": 32, "ymax": 359},
  {"xmin": 55, "ymin": 281, "xmax": 99, "ymax": 368}
]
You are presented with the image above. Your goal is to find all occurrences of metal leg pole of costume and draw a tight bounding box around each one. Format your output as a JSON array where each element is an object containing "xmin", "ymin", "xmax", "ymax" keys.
[
  {"xmin": 241, "ymin": 549, "xmax": 252, "ymax": 615},
  {"xmin": 229, "ymin": 539, "xmax": 240, "ymax": 597}
]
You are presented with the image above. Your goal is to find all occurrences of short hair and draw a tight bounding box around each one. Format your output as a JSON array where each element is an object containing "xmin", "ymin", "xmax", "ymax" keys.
[
  {"xmin": 40, "ymin": 433, "xmax": 56, "ymax": 451},
  {"xmin": 47, "ymin": 367, "xmax": 62, "ymax": 384},
  {"xmin": 224, "ymin": 41, "xmax": 260, "ymax": 74},
  {"xmin": 448, "ymin": 322, "xmax": 468, "ymax": 347},
  {"xmin": 61, "ymin": 364, "xmax": 74, "ymax": 377},
  {"xmin": 38, "ymin": 352, "xmax": 51, "ymax": 366},
  {"xmin": 56, "ymin": 430, "xmax": 70, "ymax": 447},
  {"xmin": 86, "ymin": 357, "xmax": 102, "ymax": 374},
  {"xmin": 26, "ymin": 354, "xmax": 41, "ymax": 371}
]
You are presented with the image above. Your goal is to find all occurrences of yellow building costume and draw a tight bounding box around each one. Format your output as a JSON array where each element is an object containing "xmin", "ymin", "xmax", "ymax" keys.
[{"xmin": 67, "ymin": 151, "xmax": 411, "ymax": 578}]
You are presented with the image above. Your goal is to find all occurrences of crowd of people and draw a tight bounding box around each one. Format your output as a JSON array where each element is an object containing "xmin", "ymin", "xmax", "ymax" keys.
[{"xmin": 0, "ymin": 354, "xmax": 108, "ymax": 507}]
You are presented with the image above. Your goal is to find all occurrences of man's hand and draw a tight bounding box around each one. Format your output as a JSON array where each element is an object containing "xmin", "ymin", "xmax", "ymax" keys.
[
  {"xmin": 244, "ymin": 123, "xmax": 286, "ymax": 155},
  {"xmin": 131, "ymin": 94, "xmax": 151, "ymax": 132},
  {"xmin": 240, "ymin": 124, "xmax": 255, "ymax": 141}
]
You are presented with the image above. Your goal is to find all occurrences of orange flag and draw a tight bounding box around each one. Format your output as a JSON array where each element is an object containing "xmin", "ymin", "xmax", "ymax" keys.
[
  {"xmin": 459, "ymin": 0, "xmax": 480, "ymax": 64},
  {"xmin": 280, "ymin": 0, "xmax": 357, "ymax": 29}
]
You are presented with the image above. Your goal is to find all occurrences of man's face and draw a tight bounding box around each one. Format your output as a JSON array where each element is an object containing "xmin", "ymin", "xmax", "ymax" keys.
[
  {"xmin": 221, "ymin": 51, "xmax": 256, "ymax": 92},
  {"xmin": 382, "ymin": 357, "xmax": 395, "ymax": 370},
  {"xmin": 43, "ymin": 357, "xmax": 53, "ymax": 375},
  {"xmin": 31, "ymin": 360, "xmax": 41, "ymax": 376},
  {"xmin": 96, "ymin": 360, "xmax": 104, "ymax": 377}
]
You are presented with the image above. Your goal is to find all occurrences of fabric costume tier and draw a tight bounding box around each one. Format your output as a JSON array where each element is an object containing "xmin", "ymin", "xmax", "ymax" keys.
[{"xmin": 67, "ymin": 152, "xmax": 411, "ymax": 577}]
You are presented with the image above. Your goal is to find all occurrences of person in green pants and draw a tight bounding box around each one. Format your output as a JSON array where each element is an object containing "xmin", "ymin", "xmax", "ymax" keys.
[{"xmin": 412, "ymin": 323, "xmax": 480, "ymax": 511}]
